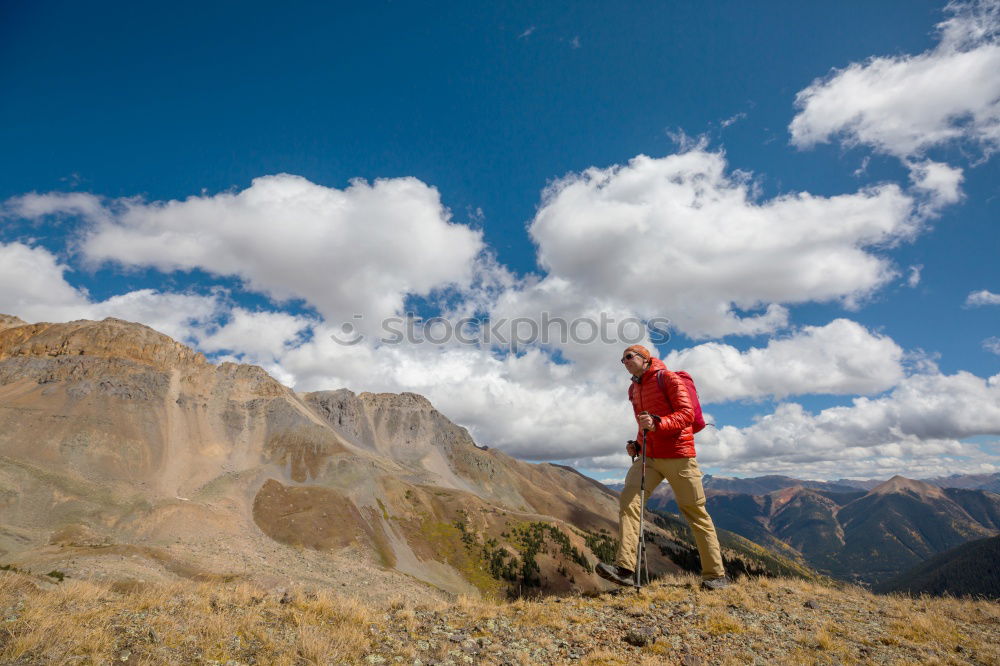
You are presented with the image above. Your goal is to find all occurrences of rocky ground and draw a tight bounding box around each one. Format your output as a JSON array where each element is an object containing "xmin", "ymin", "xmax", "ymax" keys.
[{"xmin": 3, "ymin": 568, "xmax": 999, "ymax": 665}]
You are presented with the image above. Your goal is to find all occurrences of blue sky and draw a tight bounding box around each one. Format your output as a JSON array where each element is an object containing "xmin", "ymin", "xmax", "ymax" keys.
[{"xmin": 2, "ymin": 0, "xmax": 998, "ymax": 481}]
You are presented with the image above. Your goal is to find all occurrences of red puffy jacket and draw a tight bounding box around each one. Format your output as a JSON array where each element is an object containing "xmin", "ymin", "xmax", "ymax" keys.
[{"xmin": 628, "ymin": 357, "xmax": 696, "ymax": 458}]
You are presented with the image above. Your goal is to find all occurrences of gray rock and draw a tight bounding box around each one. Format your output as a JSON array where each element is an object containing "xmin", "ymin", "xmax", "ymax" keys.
[{"xmin": 623, "ymin": 626, "xmax": 656, "ymax": 647}]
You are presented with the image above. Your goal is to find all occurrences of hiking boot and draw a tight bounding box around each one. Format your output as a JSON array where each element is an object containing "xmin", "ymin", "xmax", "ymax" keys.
[
  {"xmin": 596, "ymin": 563, "xmax": 635, "ymax": 587},
  {"xmin": 701, "ymin": 576, "xmax": 731, "ymax": 591}
]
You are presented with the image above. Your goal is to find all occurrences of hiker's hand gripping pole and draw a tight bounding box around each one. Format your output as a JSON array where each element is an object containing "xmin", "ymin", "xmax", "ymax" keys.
[
  {"xmin": 627, "ymin": 440, "xmax": 639, "ymax": 462},
  {"xmin": 630, "ymin": 410, "xmax": 656, "ymax": 461}
]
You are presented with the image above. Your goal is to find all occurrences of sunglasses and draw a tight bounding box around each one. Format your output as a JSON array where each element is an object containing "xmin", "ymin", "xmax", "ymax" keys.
[{"xmin": 620, "ymin": 352, "xmax": 643, "ymax": 363}]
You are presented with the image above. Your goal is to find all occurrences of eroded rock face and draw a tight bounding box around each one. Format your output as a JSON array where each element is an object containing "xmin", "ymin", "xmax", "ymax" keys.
[
  {"xmin": 264, "ymin": 428, "xmax": 345, "ymax": 483},
  {"xmin": 305, "ymin": 390, "xmax": 378, "ymax": 450}
]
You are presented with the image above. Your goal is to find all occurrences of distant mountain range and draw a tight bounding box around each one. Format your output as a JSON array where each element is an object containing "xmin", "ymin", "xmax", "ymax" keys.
[
  {"xmin": 636, "ymin": 474, "xmax": 1000, "ymax": 586},
  {"xmin": 607, "ymin": 471, "xmax": 1000, "ymax": 498}
]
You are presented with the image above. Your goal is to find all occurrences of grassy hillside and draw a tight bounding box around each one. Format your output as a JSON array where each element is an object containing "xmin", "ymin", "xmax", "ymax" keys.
[{"xmin": 875, "ymin": 535, "xmax": 1000, "ymax": 600}]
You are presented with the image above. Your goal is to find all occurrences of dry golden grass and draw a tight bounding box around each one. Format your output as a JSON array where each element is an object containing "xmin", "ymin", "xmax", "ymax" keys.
[
  {"xmin": 0, "ymin": 571, "xmax": 381, "ymax": 665},
  {"xmin": 702, "ymin": 609, "xmax": 748, "ymax": 636},
  {"xmin": 797, "ymin": 625, "xmax": 834, "ymax": 650},
  {"xmin": 579, "ymin": 649, "xmax": 628, "ymax": 665},
  {"xmin": 3, "ymin": 568, "xmax": 1000, "ymax": 665},
  {"xmin": 889, "ymin": 612, "xmax": 966, "ymax": 646},
  {"xmin": 509, "ymin": 596, "xmax": 569, "ymax": 631},
  {"xmin": 644, "ymin": 584, "xmax": 689, "ymax": 604},
  {"xmin": 563, "ymin": 608, "xmax": 599, "ymax": 626},
  {"xmin": 454, "ymin": 592, "xmax": 503, "ymax": 620}
]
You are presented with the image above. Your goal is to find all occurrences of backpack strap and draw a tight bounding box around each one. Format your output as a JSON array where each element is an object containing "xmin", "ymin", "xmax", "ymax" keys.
[
  {"xmin": 656, "ymin": 369, "xmax": 672, "ymax": 409},
  {"xmin": 631, "ymin": 370, "xmax": 672, "ymax": 406}
]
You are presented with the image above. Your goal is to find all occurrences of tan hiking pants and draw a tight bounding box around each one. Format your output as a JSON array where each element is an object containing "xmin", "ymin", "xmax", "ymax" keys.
[{"xmin": 615, "ymin": 456, "xmax": 725, "ymax": 580}]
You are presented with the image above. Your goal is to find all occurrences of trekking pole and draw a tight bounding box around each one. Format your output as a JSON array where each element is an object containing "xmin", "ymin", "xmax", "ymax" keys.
[{"xmin": 634, "ymin": 419, "xmax": 649, "ymax": 590}]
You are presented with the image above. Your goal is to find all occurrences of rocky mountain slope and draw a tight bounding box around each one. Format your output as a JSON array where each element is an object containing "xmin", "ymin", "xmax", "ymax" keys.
[{"xmin": 0, "ymin": 314, "xmax": 809, "ymax": 600}]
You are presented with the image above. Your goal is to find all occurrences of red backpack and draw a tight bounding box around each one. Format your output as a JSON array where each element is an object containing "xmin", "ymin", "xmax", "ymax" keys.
[{"xmin": 657, "ymin": 370, "xmax": 707, "ymax": 433}]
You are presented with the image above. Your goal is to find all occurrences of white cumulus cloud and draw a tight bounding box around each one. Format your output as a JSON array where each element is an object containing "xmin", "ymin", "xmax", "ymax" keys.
[
  {"xmin": 9, "ymin": 174, "xmax": 484, "ymax": 333},
  {"xmin": 693, "ymin": 370, "xmax": 1000, "ymax": 479},
  {"xmin": 0, "ymin": 242, "xmax": 94, "ymax": 321},
  {"xmin": 196, "ymin": 307, "xmax": 316, "ymax": 362},
  {"xmin": 664, "ymin": 319, "xmax": 905, "ymax": 402},
  {"xmin": 5, "ymin": 191, "xmax": 109, "ymax": 223},
  {"xmin": 966, "ymin": 289, "xmax": 1000, "ymax": 306},
  {"xmin": 790, "ymin": 0, "xmax": 1000, "ymax": 160},
  {"xmin": 908, "ymin": 159, "xmax": 965, "ymax": 213},
  {"xmin": 520, "ymin": 149, "xmax": 916, "ymax": 339}
]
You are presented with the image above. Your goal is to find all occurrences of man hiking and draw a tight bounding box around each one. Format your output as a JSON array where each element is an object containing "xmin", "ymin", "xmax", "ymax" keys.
[{"xmin": 596, "ymin": 345, "xmax": 730, "ymax": 590}]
